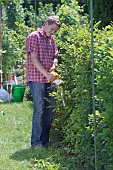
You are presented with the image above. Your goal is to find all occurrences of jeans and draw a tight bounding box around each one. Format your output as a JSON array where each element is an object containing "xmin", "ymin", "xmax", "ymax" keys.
[{"xmin": 29, "ymin": 82, "xmax": 54, "ymax": 147}]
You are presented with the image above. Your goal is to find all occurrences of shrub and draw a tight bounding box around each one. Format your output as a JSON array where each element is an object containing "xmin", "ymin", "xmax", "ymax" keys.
[{"xmin": 53, "ymin": 1, "xmax": 113, "ymax": 169}]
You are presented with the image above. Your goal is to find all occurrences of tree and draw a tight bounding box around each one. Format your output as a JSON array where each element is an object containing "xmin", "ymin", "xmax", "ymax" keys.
[
  {"xmin": 85, "ymin": 0, "xmax": 113, "ymax": 28},
  {"xmin": 23, "ymin": 0, "xmax": 61, "ymax": 14},
  {"xmin": 93, "ymin": 0, "xmax": 113, "ymax": 28}
]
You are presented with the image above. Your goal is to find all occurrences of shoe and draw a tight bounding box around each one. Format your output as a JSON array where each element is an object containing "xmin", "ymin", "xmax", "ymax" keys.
[
  {"xmin": 44, "ymin": 141, "xmax": 54, "ymax": 148},
  {"xmin": 34, "ymin": 144, "xmax": 44, "ymax": 149}
]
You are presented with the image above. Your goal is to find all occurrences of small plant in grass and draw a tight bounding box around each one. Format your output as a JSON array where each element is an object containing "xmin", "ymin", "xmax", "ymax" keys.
[{"xmin": 33, "ymin": 158, "xmax": 60, "ymax": 170}]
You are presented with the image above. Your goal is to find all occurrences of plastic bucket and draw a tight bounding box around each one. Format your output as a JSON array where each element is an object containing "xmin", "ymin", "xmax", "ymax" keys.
[{"xmin": 12, "ymin": 85, "xmax": 26, "ymax": 102}]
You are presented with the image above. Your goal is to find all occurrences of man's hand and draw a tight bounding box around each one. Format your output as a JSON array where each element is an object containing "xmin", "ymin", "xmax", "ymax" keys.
[
  {"xmin": 46, "ymin": 72, "xmax": 56, "ymax": 82},
  {"xmin": 49, "ymin": 66, "xmax": 55, "ymax": 73}
]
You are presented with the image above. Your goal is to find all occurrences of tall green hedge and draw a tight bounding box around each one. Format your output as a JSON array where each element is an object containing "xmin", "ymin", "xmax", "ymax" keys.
[{"xmin": 53, "ymin": 1, "xmax": 113, "ymax": 169}]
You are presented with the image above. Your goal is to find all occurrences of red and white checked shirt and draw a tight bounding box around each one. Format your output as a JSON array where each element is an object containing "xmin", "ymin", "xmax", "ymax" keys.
[{"xmin": 26, "ymin": 28, "xmax": 58, "ymax": 84}]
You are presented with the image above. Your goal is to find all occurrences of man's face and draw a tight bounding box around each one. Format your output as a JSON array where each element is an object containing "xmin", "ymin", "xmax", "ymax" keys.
[{"xmin": 45, "ymin": 22, "xmax": 59, "ymax": 37}]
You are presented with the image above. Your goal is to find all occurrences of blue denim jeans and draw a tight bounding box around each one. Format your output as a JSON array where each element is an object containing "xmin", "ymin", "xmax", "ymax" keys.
[{"xmin": 29, "ymin": 82, "xmax": 54, "ymax": 147}]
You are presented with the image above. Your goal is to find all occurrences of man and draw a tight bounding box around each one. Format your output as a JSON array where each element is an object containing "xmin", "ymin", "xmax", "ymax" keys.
[{"xmin": 26, "ymin": 16, "xmax": 61, "ymax": 148}]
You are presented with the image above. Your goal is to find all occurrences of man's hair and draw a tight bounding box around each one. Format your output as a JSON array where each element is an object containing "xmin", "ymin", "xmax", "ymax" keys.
[{"xmin": 45, "ymin": 16, "xmax": 61, "ymax": 28}]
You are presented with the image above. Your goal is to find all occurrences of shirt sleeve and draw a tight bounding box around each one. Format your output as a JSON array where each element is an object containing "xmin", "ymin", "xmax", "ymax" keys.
[{"xmin": 26, "ymin": 33, "xmax": 38, "ymax": 54}]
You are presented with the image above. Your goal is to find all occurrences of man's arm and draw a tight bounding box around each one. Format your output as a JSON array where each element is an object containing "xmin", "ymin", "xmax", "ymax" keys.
[{"xmin": 30, "ymin": 53, "xmax": 55, "ymax": 82}]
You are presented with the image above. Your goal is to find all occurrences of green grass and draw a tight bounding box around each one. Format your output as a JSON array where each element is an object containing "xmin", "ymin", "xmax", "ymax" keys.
[{"xmin": 0, "ymin": 101, "xmax": 78, "ymax": 170}]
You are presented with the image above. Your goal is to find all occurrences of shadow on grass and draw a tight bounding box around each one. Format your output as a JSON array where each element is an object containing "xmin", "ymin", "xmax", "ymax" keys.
[
  {"xmin": 10, "ymin": 146, "xmax": 77, "ymax": 169},
  {"xmin": 10, "ymin": 146, "xmax": 61, "ymax": 162},
  {"xmin": 10, "ymin": 147, "xmax": 36, "ymax": 161}
]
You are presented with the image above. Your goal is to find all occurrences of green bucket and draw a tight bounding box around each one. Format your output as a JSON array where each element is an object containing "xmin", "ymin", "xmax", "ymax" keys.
[{"xmin": 12, "ymin": 85, "xmax": 26, "ymax": 102}]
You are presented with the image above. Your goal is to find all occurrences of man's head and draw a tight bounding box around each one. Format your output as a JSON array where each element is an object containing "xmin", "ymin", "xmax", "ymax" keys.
[{"xmin": 43, "ymin": 16, "xmax": 61, "ymax": 37}]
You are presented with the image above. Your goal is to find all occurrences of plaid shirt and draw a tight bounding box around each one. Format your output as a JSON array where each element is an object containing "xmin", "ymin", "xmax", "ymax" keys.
[{"xmin": 26, "ymin": 28, "xmax": 58, "ymax": 84}]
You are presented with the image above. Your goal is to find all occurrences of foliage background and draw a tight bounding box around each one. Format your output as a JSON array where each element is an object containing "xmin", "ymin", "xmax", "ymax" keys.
[{"xmin": 1, "ymin": 0, "xmax": 113, "ymax": 169}]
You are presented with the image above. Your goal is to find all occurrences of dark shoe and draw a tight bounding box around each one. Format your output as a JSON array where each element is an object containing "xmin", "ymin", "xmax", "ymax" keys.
[
  {"xmin": 34, "ymin": 144, "xmax": 44, "ymax": 149},
  {"xmin": 44, "ymin": 141, "xmax": 54, "ymax": 148}
]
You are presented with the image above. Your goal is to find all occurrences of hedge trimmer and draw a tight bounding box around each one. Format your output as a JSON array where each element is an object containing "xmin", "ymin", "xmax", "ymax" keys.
[{"xmin": 49, "ymin": 71, "xmax": 65, "ymax": 107}]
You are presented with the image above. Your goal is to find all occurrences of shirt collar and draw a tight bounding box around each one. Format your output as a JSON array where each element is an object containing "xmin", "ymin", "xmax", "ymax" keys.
[{"xmin": 38, "ymin": 28, "xmax": 52, "ymax": 39}]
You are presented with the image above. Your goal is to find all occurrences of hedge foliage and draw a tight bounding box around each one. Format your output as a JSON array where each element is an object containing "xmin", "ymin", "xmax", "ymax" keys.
[{"xmin": 54, "ymin": 1, "xmax": 113, "ymax": 169}]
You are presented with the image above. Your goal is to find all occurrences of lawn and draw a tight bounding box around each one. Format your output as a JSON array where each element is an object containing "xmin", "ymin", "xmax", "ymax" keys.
[{"xmin": 0, "ymin": 101, "xmax": 79, "ymax": 170}]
